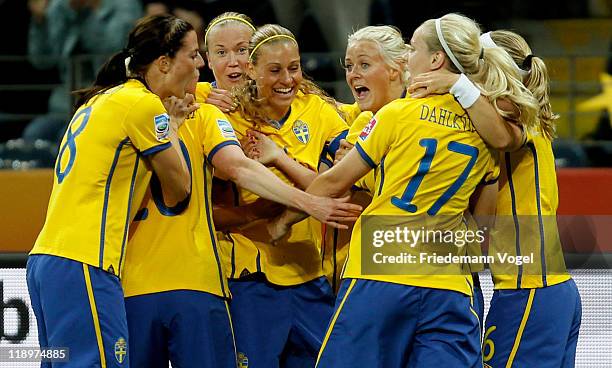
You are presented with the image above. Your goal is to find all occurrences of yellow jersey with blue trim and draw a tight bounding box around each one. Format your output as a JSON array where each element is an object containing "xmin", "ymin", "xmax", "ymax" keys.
[
  {"xmin": 346, "ymin": 111, "xmax": 376, "ymax": 192},
  {"xmin": 122, "ymin": 98, "xmax": 240, "ymax": 298},
  {"xmin": 218, "ymin": 93, "xmax": 349, "ymax": 286},
  {"xmin": 345, "ymin": 94, "xmax": 499, "ymax": 296},
  {"xmin": 489, "ymin": 127, "xmax": 570, "ymax": 289},
  {"xmin": 31, "ymin": 79, "xmax": 173, "ymax": 277},
  {"xmin": 339, "ymin": 102, "xmax": 362, "ymax": 125},
  {"xmin": 195, "ymin": 81, "xmax": 213, "ymax": 102},
  {"xmin": 322, "ymin": 109, "xmax": 374, "ymax": 291}
]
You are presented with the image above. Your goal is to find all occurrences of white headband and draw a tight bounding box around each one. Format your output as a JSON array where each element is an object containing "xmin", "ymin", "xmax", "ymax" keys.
[
  {"xmin": 435, "ymin": 18, "xmax": 465, "ymax": 74},
  {"xmin": 479, "ymin": 32, "xmax": 530, "ymax": 78},
  {"xmin": 124, "ymin": 56, "xmax": 136, "ymax": 78}
]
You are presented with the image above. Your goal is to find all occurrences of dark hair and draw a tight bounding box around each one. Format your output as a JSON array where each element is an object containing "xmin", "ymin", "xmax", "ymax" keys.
[{"xmin": 74, "ymin": 14, "xmax": 194, "ymax": 109}]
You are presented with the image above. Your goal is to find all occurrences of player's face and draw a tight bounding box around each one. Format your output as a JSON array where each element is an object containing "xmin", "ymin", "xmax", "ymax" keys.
[
  {"xmin": 249, "ymin": 42, "xmax": 302, "ymax": 120},
  {"xmin": 168, "ymin": 30, "xmax": 205, "ymax": 97},
  {"xmin": 407, "ymin": 26, "xmax": 433, "ymax": 81},
  {"xmin": 345, "ymin": 40, "xmax": 398, "ymax": 113},
  {"xmin": 206, "ymin": 23, "xmax": 253, "ymax": 90}
]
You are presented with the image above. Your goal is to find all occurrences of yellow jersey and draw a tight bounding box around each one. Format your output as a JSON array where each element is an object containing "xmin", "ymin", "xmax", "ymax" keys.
[
  {"xmin": 322, "ymin": 109, "xmax": 374, "ymax": 291},
  {"xmin": 218, "ymin": 93, "xmax": 348, "ymax": 286},
  {"xmin": 195, "ymin": 81, "xmax": 213, "ymax": 101},
  {"xmin": 122, "ymin": 84, "xmax": 240, "ymax": 298},
  {"xmin": 489, "ymin": 127, "xmax": 570, "ymax": 289},
  {"xmin": 31, "ymin": 79, "xmax": 173, "ymax": 277},
  {"xmin": 345, "ymin": 94, "xmax": 499, "ymax": 295},
  {"xmin": 338, "ymin": 102, "xmax": 362, "ymax": 125}
]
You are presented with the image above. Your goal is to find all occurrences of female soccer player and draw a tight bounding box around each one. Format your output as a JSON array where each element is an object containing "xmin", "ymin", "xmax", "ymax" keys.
[
  {"xmin": 216, "ymin": 24, "xmax": 351, "ymax": 367},
  {"xmin": 327, "ymin": 25, "xmax": 410, "ymax": 291},
  {"xmin": 120, "ymin": 14, "xmax": 360, "ymax": 368},
  {"xmin": 267, "ymin": 13, "xmax": 540, "ymax": 367},
  {"xmin": 26, "ymin": 15, "xmax": 200, "ymax": 367},
  {"xmin": 245, "ymin": 25, "xmax": 411, "ymax": 291},
  {"xmin": 200, "ymin": 12, "xmax": 256, "ymax": 111},
  {"xmin": 410, "ymin": 29, "xmax": 582, "ymax": 368}
]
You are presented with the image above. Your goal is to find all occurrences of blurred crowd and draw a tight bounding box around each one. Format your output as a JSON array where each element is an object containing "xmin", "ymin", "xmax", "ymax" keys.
[{"xmin": 0, "ymin": 0, "xmax": 610, "ymax": 168}]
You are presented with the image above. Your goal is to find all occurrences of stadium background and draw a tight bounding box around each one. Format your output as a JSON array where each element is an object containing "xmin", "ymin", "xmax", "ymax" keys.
[{"xmin": 0, "ymin": 0, "xmax": 611, "ymax": 367}]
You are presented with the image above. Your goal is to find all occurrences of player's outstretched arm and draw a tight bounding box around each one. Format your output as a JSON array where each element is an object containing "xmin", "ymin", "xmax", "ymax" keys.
[
  {"xmin": 210, "ymin": 144, "xmax": 362, "ymax": 227},
  {"xmin": 242, "ymin": 130, "xmax": 318, "ymax": 190},
  {"xmin": 269, "ymin": 147, "xmax": 372, "ymax": 240}
]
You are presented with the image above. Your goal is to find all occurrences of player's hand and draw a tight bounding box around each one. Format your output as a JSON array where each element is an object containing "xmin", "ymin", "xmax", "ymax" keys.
[
  {"xmin": 205, "ymin": 88, "xmax": 237, "ymax": 113},
  {"xmin": 266, "ymin": 216, "xmax": 292, "ymax": 243},
  {"xmin": 243, "ymin": 130, "xmax": 283, "ymax": 165},
  {"xmin": 304, "ymin": 194, "xmax": 362, "ymax": 229},
  {"xmin": 164, "ymin": 93, "xmax": 199, "ymax": 131},
  {"xmin": 333, "ymin": 139, "xmax": 354, "ymax": 165},
  {"xmin": 408, "ymin": 69, "xmax": 460, "ymax": 98}
]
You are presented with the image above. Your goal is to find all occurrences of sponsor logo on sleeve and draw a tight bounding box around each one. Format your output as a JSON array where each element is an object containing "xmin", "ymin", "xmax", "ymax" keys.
[
  {"xmin": 154, "ymin": 114, "xmax": 170, "ymax": 141},
  {"xmin": 216, "ymin": 119, "xmax": 237, "ymax": 139},
  {"xmin": 359, "ymin": 117, "xmax": 378, "ymax": 141}
]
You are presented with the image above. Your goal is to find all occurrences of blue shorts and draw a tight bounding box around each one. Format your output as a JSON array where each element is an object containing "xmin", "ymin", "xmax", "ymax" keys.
[
  {"xmin": 316, "ymin": 279, "xmax": 482, "ymax": 368},
  {"xmin": 228, "ymin": 274, "xmax": 335, "ymax": 368},
  {"xmin": 125, "ymin": 290, "xmax": 236, "ymax": 368},
  {"xmin": 27, "ymin": 254, "xmax": 129, "ymax": 368},
  {"xmin": 473, "ymin": 272, "xmax": 485, "ymax": 332},
  {"xmin": 483, "ymin": 279, "xmax": 581, "ymax": 368}
]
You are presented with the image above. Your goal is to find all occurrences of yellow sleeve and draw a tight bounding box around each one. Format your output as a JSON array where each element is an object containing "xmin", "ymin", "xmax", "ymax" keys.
[
  {"xmin": 198, "ymin": 105, "xmax": 241, "ymax": 162},
  {"xmin": 322, "ymin": 103, "xmax": 349, "ymax": 143},
  {"xmin": 353, "ymin": 109, "xmax": 394, "ymax": 168},
  {"xmin": 338, "ymin": 102, "xmax": 361, "ymax": 125},
  {"xmin": 320, "ymin": 102, "xmax": 349, "ymax": 160},
  {"xmin": 346, "ymin": 111, "xmax": 374, "ymax": 145},
  {"xmin": 482, "ymin": 149, "xmax": 500, "ymax": 184},
  {"xmin": 123, "ymin": 95, "xmax": 172, "ymax": 156},
  {"xmin": 195, "ymin": 82, "xmax": 213, "ymax": 103}
]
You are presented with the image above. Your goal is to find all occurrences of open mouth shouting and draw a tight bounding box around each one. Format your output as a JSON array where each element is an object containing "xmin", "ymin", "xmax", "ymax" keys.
[{"xmin": 353, "ymin": 84, "xmax": 370, "ymax": 100}]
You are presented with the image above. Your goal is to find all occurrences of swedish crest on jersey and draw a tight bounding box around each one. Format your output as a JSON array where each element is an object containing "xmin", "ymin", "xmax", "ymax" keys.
[
  {"xmin": 237, "ymin": 352, "xmax": 249, "ymax": 367},
  {"xmin": 114, "ymin": 337, "xmax": 127, "ymax": 364},
  {"xmin": 292, "ymin": 120, "xmax": 310, "ymax": 144},
  {"xmin": 154, "ymin": 113, "xmax": 170, "ymax": 141}
]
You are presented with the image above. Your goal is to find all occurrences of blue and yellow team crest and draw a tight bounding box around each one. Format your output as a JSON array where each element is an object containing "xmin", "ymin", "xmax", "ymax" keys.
[
  {"xmin": 237, "ymin": 352, "xmax": 249, "ymax": 368},
  {"xmin": 292, "ymin": 120, "xmax": 310, "ymax": 144},
  {"xmin": 114, "ymin": 337, "xmax": 127, "ymax": 364}
]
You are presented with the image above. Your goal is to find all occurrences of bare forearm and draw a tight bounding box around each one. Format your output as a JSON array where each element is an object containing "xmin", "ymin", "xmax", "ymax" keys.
[
  {"xmin": 230, "ymin": 158, "xmax": 310, "ymax": 212},
  {"xmin": 468, "ymin": 96, "xmax": 523, "ymax": 151},
  {"xmin": 152, "ymin": 133, "xmax": 191, "ymax": 206},
  {"xmin": 278, "ymin": 168, "xmax": 351, "ymax": 226},
  {"xmin": 273, "ymin": 153, "xmax": 318, "ymax": 190}
]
